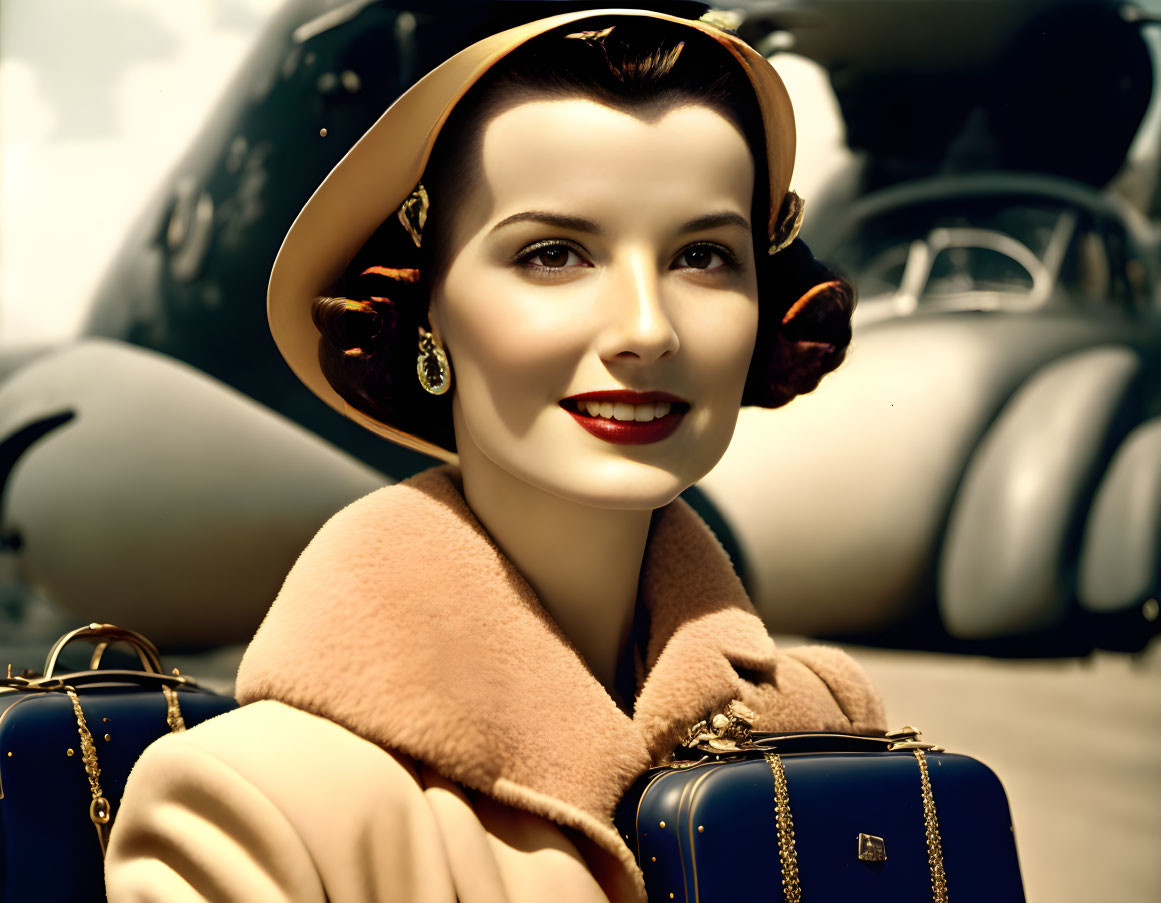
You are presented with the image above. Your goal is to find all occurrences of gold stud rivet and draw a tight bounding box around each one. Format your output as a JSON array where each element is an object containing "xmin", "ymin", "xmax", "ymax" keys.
[
  {"xmin": 1143, "ymin": 599, "xmax": 1159, "ymax": 621},
  {"xmin": 104, "ymin": 734, "xmax": 111, "ymax": 742},
  {"xmin": 102, "ymin": 717, "xmax": 110, "ymax": 723},
  {"xmin": 651, "ymin": 856, "xmax": 657, "ymax": 862},
  {"xmin": 698, "ymin": 825, "xmax": 704, "ymax": 833},
  {"xmin": 669, "ymin": 895, "xmax": 675, "ymax": 900},
  {"xmin": 66, "ymin": 749, "xmax": 75, "ymax": 757},
  {"xmin": 659, "ymin": 820, "xmax": 666, "ymax": 828},
  {"xmin": 319, "ymin": 128, "xmax": 328, "ymax": 138},
  {"xmin": 6, "ymin": 751, "xmax": 12, "ymax": 757}
]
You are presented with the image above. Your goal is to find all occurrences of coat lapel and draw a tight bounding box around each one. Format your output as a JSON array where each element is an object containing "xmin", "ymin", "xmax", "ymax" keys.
[{"xmin": 235, "ymin": 466, "xmax": 779, "ymax": 897}]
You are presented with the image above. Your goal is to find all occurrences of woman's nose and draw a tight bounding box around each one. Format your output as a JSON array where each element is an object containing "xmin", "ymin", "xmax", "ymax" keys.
[{"xmin": 596, "ymin": 255, "xmax": 680, "ymax": 365}]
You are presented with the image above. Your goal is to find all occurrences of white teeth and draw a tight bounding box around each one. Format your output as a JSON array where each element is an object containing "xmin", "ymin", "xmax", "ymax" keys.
[{"xmin": 573, "ymin": 400, "xmax": 677, "ymax": 421}]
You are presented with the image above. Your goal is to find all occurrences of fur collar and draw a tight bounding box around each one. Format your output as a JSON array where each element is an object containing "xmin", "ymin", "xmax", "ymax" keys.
[{"xmin": 235, "ymin": 467, "xmax": 859, "ymax": 899}]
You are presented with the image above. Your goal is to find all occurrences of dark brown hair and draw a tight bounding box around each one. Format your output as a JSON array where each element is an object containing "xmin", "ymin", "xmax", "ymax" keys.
[{"xmin": 312, "ymin": 18, "xmax": 855, "ymax": 455}]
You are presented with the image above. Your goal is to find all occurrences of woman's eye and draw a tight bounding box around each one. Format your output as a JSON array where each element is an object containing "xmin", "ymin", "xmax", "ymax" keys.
[
  {"xmin": 532, "ymin": 246, "xmax": 572, "ymax": 268},
  {"xmin": 672, "ymin": 244, "xmax": 736, "ymax": 272},
  {"xmin": 515, "ymin": 241, "xmax": 590, "ymax": 272}
]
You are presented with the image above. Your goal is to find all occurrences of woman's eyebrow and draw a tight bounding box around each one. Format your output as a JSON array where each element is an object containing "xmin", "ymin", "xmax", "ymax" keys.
[
  {"xmin": 679, "ymin": 212, "xmax": 751, "ymax": 234},
  {"xmin": 489, "ymin": 210, "xmax": 751, "ymax": 235},
  {"xmin": 491, "ymin": 211, "xmax": 603, "ymax": 234}
]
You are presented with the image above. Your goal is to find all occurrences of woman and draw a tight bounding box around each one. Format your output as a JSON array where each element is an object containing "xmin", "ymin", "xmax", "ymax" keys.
[{"xmin": 105, "ymin": 10, "xmax": 884, "ymax": 902}]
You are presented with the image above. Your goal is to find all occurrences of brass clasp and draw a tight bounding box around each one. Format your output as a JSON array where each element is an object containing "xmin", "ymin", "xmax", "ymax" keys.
[
  {"xmin": 682, "ymin": 700, "xmax": 758, "ymax": 754},
  {"xmin": 885, "ymin": 725, "xmax": 942, "ymax": 752}
]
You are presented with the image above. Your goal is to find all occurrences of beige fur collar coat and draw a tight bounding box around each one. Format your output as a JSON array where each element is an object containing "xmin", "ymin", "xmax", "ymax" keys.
[{"xmin": 107, "ymin": 467, "xmax": 884, "ymax": 902}]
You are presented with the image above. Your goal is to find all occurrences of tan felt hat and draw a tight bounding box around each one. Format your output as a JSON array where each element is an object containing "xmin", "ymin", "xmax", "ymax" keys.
[{"xmin": 268, "ymin": 7, "xmax": 797, "ymax": 462}]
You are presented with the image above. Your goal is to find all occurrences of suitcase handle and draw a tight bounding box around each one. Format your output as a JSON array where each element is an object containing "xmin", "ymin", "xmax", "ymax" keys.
[
  {"xmin": 676, "ymin": 731, "xmax": 909, "ymax": 760},
  {"xmin": 678, "ymin": 721, "xmax": 942, "ymax": 759},
  {"xmin": 755, "ymin": 729, "xmax": 941, "ymax": 754},
  {"xmin": 42, "ymin": 623, "xmax": 166, "ymax": 679}
]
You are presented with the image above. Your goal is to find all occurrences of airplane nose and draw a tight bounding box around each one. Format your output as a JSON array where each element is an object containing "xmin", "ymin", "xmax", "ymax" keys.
[{"xmin": 597, "ymin": 254, "xmax": 680, "ymax": 366}]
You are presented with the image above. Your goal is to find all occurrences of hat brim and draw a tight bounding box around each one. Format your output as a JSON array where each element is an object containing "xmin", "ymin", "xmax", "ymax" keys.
[{"xmin": 268, "ymin": 8, "xmax": 796, "ymax": 463}]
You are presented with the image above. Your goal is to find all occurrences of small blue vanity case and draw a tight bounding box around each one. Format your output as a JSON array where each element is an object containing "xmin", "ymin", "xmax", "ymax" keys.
[
  {"xmin": 615, "ymin": 705, "xmax": 1025, "ymax": 903},
  {"xmin": 0, "ymin": 624, "xmax": 238, "ymax": 902}
]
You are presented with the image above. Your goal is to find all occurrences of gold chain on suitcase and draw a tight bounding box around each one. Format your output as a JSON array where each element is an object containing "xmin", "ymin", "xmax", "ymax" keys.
[
  {"xmin": 161, "ymin": 684, "xmax": 187, "ymax": 732},
  {"xmin": 764, "ymin": 748, "xmax": 948, "ymax": 903},
  {"xmin": 65, "ymin": 687, "xmax": 113, "ymax": 856},
  {"xmin": 764, "ymin": 751, "xmax": 802, "ymax": 903},
  {"xmin": 914, "ymin": 749, "xmax": 949, "ymax": 902},
  {"xmin": 65, "ymin": 683, "xmax": 187, "ymax": 857}
]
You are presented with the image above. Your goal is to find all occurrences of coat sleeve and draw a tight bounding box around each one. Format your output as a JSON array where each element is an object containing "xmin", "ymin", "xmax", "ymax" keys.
[
  {"xmin": 106, "ymin": 700, "xmax": 460, "ymax": 903},
  {"xmin": 105, "ymin": 731, "xmax": 327, "ymax": 903},
  {"xmin": 742, "ymin": 644, "xmax": 888, "ymax": 735}
]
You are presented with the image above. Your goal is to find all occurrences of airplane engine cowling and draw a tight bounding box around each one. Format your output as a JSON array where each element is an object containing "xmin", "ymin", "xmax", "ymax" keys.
[
  {"xmin": 0, "ymin": 339, "xmax": 387, "ymax": 646},
  {"xmin": 1079, "ymin": 416, "xmax": 1161, "ymax": 615},
  {"xmin": 940, "ymin": 345, "xmax": 1141, "ymax": 638},
  {"xmin": 699, "ymin": 311, "xmax": 1153, "ymax": 643}
]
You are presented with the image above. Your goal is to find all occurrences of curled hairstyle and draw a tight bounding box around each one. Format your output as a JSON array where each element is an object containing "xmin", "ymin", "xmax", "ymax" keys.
[{"xmin": 312, "ymin": 19, "xmax": 855, "ymax": 456}]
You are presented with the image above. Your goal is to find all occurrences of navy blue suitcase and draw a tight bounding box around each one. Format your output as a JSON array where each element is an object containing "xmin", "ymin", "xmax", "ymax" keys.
[
  {"xmin": 615, "ymin": 725, "xmax": 1026, "ymax": 902},
  {"xmin": 0, "ymin": 623, "xmax": 238, "ymax": 902}
]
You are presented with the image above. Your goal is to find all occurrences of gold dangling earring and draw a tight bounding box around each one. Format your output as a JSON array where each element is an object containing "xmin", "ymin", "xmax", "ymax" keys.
[{"xmin": 417, "ymin": 327, "xmax": 452, "ymax": 395}]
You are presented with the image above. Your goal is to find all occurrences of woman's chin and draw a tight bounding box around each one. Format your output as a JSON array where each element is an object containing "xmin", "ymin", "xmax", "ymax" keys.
[
  {"xmin": 455, "ymin": 411, "xmax": 732, "ymax": 513},
  {"xmin": 521, "ymin": 457, "xmax": 707, "ymax": 512}
]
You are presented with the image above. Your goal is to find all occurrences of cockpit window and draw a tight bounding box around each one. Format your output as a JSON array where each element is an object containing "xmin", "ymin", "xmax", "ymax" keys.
[{"xmin": 831, "ymin": 195, "xmax": 1149, "ymax": 316}]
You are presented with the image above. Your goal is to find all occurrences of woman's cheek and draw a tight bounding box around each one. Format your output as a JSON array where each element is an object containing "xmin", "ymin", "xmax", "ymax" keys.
[
  {"xmin": 442, "ymin": 315, "xmax": 582, "ymax": 446},
  {"xmin": 680, "ymin": 295, "xmax": 758, "ymax": 386}
]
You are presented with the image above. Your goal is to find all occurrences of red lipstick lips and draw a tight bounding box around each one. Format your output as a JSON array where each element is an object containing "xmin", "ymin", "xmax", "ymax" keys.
[{"xmin": 560, "ymin": 390, "xmax": 689, "ymax": 445}]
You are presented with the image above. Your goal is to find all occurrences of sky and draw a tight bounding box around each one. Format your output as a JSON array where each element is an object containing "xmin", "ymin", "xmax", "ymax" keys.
[{"xmin": 0, "ymin": 0, "xmax": 284, "ymax": 344}]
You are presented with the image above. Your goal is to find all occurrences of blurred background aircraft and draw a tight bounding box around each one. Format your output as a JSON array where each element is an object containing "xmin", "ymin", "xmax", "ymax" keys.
[
  {"xmin": 3, "ymin": 0, "xmax": 1158, "ymax": 655},
  {"xmin": 1, "ymin": 2, "xmax": 1160, "ymax": 900}
]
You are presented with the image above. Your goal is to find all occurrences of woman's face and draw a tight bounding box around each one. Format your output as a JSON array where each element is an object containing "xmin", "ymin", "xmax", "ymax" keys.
[{"xmin": 429, "ymin": 97, "xmax": 759, "ymax": 510}]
